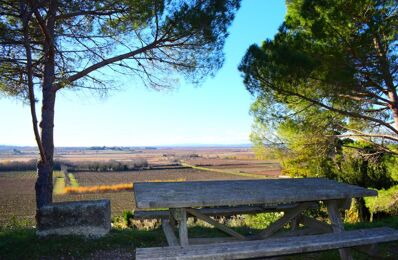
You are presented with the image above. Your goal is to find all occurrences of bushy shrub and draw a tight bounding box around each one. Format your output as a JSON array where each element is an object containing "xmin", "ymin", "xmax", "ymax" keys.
[
  {"xmin": 62, "ymin": 159, "xmax": 149, "ymax": 172},
  {"xmin": 0, "ymin": 159, "xmax": 63, "ymax": 171},
  {"xmin": 244, "ymin": 212, "xmax": 283, "ymax": 229},
  {"xmin": 0, "ymin": 158, "xmax": 148, "ymax": 172},
  {"xmin": 365, "ymin": 185, "xmax": 398, "ymax": 220}
]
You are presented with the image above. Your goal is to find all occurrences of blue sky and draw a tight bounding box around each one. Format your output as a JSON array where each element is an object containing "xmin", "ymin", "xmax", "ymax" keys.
[{"xmin": 0, "ymin": 1, "xmax": 286, "ymax": 147}]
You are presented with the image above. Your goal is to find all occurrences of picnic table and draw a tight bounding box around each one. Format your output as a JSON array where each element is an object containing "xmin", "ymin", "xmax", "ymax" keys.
[{"xmin": 133, "ymin": 178, "xmax": 398, "ymax": 260}]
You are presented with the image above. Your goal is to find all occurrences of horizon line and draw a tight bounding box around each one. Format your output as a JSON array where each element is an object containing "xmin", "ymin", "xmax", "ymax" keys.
[{"xmin": 0, "ymin": 143, "xmax": 253, "ymax": 148}]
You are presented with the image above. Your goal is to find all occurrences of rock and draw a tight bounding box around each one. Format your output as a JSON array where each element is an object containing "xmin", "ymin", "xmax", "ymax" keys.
[{"xmin": 36, "ymin": 199, "xmax": 111, "ymax": 238}]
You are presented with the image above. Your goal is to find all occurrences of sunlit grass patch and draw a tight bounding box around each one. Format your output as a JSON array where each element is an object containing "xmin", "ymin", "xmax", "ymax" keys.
[
  {"xmin": 68, "ymin": 173, "xmax": 79, "ymax": 187},
  {"xmin": 53, "ymin": 171, "xmax": 64, "ymax": 178},
  {"xmin": 53, "ymin": 177, "xmax": 66, "ymax": 195}
]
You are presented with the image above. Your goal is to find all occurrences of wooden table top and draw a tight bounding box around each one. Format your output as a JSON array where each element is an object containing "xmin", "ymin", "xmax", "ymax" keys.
[{"xmin": 133, "ymin": 178, "xmax": 377, "ymax": 209}]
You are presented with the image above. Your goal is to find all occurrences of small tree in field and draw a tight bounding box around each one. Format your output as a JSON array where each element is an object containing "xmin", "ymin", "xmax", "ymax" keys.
[{"xmin": 0, "ymin": 0, "xmax": 240, "ymax": 213}]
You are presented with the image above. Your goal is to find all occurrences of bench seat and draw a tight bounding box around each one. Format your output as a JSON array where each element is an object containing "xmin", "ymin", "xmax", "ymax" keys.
[{"xmin": 135, "ymin": 227, "xmax": 398, "ymax": 260}]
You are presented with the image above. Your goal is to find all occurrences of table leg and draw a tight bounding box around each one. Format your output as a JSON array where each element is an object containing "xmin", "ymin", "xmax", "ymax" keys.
[
  {"xmin": 169, "ymin": 210, "xmax": 177, "ymax": 230},
  {"xmin": 174, "ymin": 208, "xmax": 189, "ymax": 246},
  {"xmin": 161, "ymin": 218, "xmax": 179, "ymax": 246},
  {"xmin": 326, "ymin": 200, "xmax": 353, "ymax": 260},
  {"xmin": 290, "ymin": 216, "xmax": 299, "ymax": 231}
]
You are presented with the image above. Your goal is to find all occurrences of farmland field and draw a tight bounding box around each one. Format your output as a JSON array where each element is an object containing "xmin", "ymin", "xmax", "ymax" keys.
[{"xmin": 0, "ymin": 147, "xmax": 281, "ymax": 225}]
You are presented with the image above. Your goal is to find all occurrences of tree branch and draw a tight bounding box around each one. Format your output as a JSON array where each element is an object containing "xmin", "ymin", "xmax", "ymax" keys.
[
  {"xmin": 28, "ymin": 0, "xmax": 54, "ymax": 57},
  {"xmin": 21, "ymin": 2, "xmax": 47, "ymax": 164},
  {"xmin": 54, "ymin": 41, "xmax": 159, "ymax": 90},
  {"xmin": 56, "ymin": 9, "xmax": 126, "ymax": 20},
  {"xmin": 256, "ymin": 69, "xmax": 398, "ymax": 135}
]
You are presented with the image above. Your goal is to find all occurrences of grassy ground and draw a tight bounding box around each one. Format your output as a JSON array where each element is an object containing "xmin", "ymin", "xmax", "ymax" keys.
[{"xmin": 1, "ymin": 216, "xmax": 398, "ymax": 260}]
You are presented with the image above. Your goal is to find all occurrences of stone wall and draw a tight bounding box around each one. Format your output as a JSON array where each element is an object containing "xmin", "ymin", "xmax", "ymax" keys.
[{"xmin": 36, "ymin": 199, "xmax": 111, "ymax": 238}]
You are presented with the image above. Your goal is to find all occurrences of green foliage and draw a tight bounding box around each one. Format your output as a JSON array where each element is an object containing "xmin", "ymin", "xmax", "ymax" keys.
[
  {"xmin": 241, "ymin": 2, "xmax": 398, "ymax": 222},
  {"xmin": 0, "ymin": 0, "xmax": 241, "ymax": 97},
  {"xmin": 240, "ymin": 0, "xmax": 398, "ymax": 155},
  {"xmin": 1, "ymin": 215, "xmax": 398, "ymax": 259},
  {"xmin": 385, "ymin": 156, "xmax": 398, "ymax": 182},
  {"xmin": 244, "ymin": 212, "xmax": 283, "ymax": 229},
  {"xmin": 337, "ymin": 144, "xmax": 395, "ymax": 189},
  {"xmin": 122, "ymin": 210, "xmax": 134, "ymax": 227},
  {"xmin": 0, "ymin": 216, "xmax": 32, "ymax": 231},
  {"xmin": 365, "ymin": 185, "xmax": 398, "ymax": 217},
  {"xmin": 0, "ymin": 227, "xmax": 164, "ymax": 260}
]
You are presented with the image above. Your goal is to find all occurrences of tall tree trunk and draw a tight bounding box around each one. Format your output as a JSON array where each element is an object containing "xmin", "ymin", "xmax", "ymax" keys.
[
  {"xmin": 34, "ymin": 0, "xmax": 57, "ymax": 210},
  {"xmin": 35, "ymin": 90, "xmax": 56, "ymax": 209}
]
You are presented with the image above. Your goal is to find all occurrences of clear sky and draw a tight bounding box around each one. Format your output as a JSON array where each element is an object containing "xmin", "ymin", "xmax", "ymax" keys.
[{"xmin": 0, "ymin": 1, "xmax": 286, "ymax": 147}]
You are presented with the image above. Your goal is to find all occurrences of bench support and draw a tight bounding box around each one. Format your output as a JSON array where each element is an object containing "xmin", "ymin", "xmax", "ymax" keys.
[
  {"xmin": 161, "ymin": 219, "xmax": 179, "ymax": 246},
  {"xmin": 255, "ymin": 202, "xmax": 314, "ymax": 239},
  {"xmin": 160, "ymin": 198, "xmax": 357, "ymax": 260},
  {"xmin": 326, "ymin": 199, "xmax": 353, "ymax": 260},
  {"xmin": 186, "ymin": 208, "xmax": 246, "ymax": 240},
  {"xmin": 172, "ymin": 208, "xmax": 189, "ymax": 246}
]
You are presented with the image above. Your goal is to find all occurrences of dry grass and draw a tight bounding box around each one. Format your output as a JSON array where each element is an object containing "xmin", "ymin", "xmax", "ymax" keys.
[
  {"xmin": 64, "ymin": 183, "xmax": 133, "ymax": 194},
  {"xmin": 63, "ymin": 178, "xmax": 186, "ymax": 194}
]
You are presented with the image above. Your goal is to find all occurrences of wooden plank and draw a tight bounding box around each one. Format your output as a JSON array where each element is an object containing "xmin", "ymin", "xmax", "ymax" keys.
[
  {"xmin": 135, "ymin": 210, "xmax": 170, "ymax": 219},
  {"xmin": 174, "ymin": 208, "xmax": 189, "ymax": 247},
  {"xmin": 134, "ymin": 203, "xmax": 317, "ymax": 219},
  {"xmin": 134, "ymin": 178, "xmax": 377, "ymax": 209},
  {"xmin": 135, "ymin": 227, "xmax": 398, "ymax": 260},
  {"xmin": 254, "ymin": 202, "xmax": 313, "ymax": 239},
  {"xmin": 186, "ymin": 208, "xmax": 246, "ymax": 240},
  {"xmin": 326, "ymin": 200, "xmax": 353, "ymax": 260},
  {"xmin": 162, "ymin": 219, "xmax": 179, "ymax": 246}
]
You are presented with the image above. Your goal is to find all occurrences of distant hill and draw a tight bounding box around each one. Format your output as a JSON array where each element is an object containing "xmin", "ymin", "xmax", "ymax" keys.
[{"xmin": 0, "ymin": 144, "xmax": 253, "ymax": 151}]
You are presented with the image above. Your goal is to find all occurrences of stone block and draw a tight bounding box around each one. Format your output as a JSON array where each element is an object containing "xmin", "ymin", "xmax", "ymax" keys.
[{"xmin": 36, "ymin": 199, "xmax": 111, "ymax": 238}]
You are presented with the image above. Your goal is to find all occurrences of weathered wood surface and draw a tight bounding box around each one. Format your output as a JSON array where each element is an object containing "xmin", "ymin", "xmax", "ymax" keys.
[
  {"xmin": 134, "ymin": 203, "xmax": 317, "ymax": 219},
  {"xmin": 162, "ymin": 219, "xmax": 179, "ymax": 246},
  {"xmin": 326, "ymin": 200, "xmax": 353, "ymax": 260},
  {"xmin": 134, "ymin": 178, "xmax": 377, "ymax": 209},
  {"xmin": 135, "ymin": 227, "xmax": 398, "ymax": 260},
  {"xmin": 186, "ymin": 208, "xmax": 246, "ymax": 240},
  {"xmin": 174, "ymin": 208, "xmax": 189, "ymax": 246}
]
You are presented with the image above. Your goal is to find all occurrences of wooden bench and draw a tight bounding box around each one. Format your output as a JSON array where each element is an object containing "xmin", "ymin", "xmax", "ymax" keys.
[
  {"xmin": 136, "ymin": 227, "xmax": 398, "ymax": 259},
  {"xmin": 133, "ymin": 179, "xmax": 382, "ymax": 259}
]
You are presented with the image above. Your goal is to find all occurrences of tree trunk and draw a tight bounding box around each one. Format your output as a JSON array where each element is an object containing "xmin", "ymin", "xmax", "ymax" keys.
[
  {"xmin": 35, "ymin": 90, "xmax": 56, "ymax": 209},
  {"xmin": 388, "ymin": 91, "xmax": 398, "ymax": 131},
  {"xmin": 35, "ymin": 161, "xmax": 53, "ymax": 208},
  {"xmin": 34, "ymin": 0, "xmax": 57, "ymax": 210}
]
